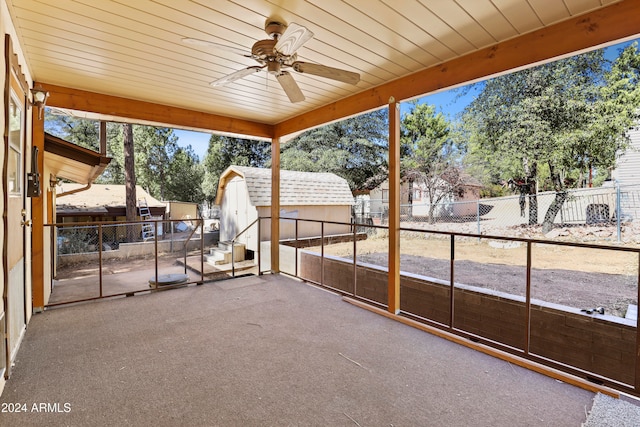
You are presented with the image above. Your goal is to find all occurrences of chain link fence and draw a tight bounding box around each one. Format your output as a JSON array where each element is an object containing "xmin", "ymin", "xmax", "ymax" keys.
[{"xmin": 353, "ymin": 183, "xmax": 640, "ymax": 244}]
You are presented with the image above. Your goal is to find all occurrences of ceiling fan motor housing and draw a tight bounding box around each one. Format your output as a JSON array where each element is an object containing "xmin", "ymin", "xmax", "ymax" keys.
[
  {"xmin": 265, "ymin": 21, "xmax": 286, "ymax": 39},
  {"xmin": 251, "ymin": 39, "xmax": 277, "ymax": 59}
]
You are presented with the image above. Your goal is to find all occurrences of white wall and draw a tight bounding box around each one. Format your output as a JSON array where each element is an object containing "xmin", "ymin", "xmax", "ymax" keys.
[
  {"xmin": 257, "ymin": 205, "xmax": 352, "ymax": 242},
  {"xmin": 612, "ymin": 126, "xmax": 640, "ymax": 185},
  {"xmin": 219, "ymin": 177, "xmax": 259, "ymax": 250},
  {"xmin": 1, "ymin": 0, "xmax": 35, "ymax": 395}
]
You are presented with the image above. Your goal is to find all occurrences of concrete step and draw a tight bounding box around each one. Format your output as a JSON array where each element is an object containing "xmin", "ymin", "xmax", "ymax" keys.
[
  {"xmin": 210, "ymin": 241, "xmax": 246, "ymax": 263},
  {"xmin": 206, "ymin": 248, "xmax": 231, "ymax": 265}
]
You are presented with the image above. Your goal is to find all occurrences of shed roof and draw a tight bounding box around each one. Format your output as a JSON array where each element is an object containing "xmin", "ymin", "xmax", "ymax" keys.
[
  {"xmin": 56, "ymin": 184, "xmax": 165, "ymax": 216},
  {"xmin": 217, "ymin": 166, "xmax": 354, "ymax": 207}
]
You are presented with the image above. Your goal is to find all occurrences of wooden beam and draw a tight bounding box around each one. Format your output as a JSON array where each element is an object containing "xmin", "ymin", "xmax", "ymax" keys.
[
  {"xmin": 388, "ymin": 99, "xmax": 400, "ymax": 314},
  {"xmin": 271, "ymin": 138, "xmax": 280, "ymax": 273},
  {"xmin": 38, "ymin": 83, "xmax": 274, "ymax": 140},
  {"xmin": 31, "ymin": 98, "xmax": 45, "ymax": 310},
  {"xmin": 273, "ymin": 0, "xmax": 640, "ymax": 138}
]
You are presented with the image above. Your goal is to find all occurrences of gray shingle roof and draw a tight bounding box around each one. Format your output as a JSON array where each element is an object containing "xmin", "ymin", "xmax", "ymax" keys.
[{"xmin": 223, "ymin": 166, "xmax": 354, "ymax": 207}]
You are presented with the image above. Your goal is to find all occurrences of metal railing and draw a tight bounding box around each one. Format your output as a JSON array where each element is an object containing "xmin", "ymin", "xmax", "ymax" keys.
[
  {"xmin": 230, "ymin": 217, "xmax": 261, "ymax": 277},
  {"xmin": 46, "ymin": 218, "xmax": 205, "ymax": 306},
  {"xmin": 265, "ymin": 215, "xmax": 640, "ymax": 397},
  {"xmin": 355, "ymin": 182, "xmax": 640, "ymax": 244}
]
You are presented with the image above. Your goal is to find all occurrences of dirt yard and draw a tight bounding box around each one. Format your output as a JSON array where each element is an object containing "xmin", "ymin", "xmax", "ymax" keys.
[
  {"xmin": 314, "ymin": 235, "xmax": 639, "ymax": 318},
  {"xmin": 54, "ymin": 253, "xmax": 182, "ymax": 280}
]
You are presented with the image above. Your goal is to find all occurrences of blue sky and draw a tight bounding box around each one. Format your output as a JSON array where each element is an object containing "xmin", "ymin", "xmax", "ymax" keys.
[
  {"xmin": 173, "ymin": 129, "xmax": 212, "ymax": 160},
  {"xmin": 175, "ymin": 39, "xmax": 638, "ymax": 160},
  {"xmin": 173, "ymin": 88, "xmax": 474, "ymax": 161}
]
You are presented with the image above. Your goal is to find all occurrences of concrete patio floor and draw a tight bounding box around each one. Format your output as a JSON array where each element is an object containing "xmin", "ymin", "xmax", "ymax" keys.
[
  {"xmin": 2, "ymin": 274, "xmax": 597, "ymax": 426},
  {"xmin": 48, "ymin": 253, "xmax": 256, "ymax": 306}
]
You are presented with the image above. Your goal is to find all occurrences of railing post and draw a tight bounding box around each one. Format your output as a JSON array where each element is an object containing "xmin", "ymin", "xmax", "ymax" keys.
[
  {"xmin": 98, "ymin": 223, "xmax": 103, "ymax": 298},
  {"xmin": 257, "ymin": 218, "xmax": 262, "ymax": 275},
  {"xmin": 182, "ymin": 221, "xmax": 187, "ymax": 273},
  {"xmin": 199, "ymin": 219, "xmax": 204, "ymax": 283},
  {"xmin": 616, "ymin": 181, "xmax": 621, "ymax": 243},
  {"xmin": 353, "ymin": 222, "xmax": 357, "ymax": 297},
  {"xmin": 295, "ymin": 218, "xmax": 299, "ymax": 278},
  {"xmin": 476, "ymin": 199, "xmax": 481, "ymax": 237},
  {"xmin": 525, "ymin": 241, "xmax": 532, "ymax": 355},
  {"xmin": 154, "ymin": 220, "xmax": 158, "ymax": 286},
  {"xmin": 321, "ymin": 222, "xmax": 325, "ymax": 287},
  {"xmin": 449, "ymin": 234, "xmax": 455, "ymax": 329},
  {"xmin": 232, "ymin": 241, "xmax": 235, "ymax": 277}
]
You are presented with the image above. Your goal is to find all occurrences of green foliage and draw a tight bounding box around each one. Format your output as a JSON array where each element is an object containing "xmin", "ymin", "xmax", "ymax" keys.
[
  {"xmin": 166, "ymin": 146, "xmax": 205, "ymax": 203},
  {"xmin": 44, "ymin": 111, "xmax": 101, "ymax": 151},
  {"xmin": 461, "ymin": 44, "xmax": 640, "ymax": 227},
  {"xmin": 401, "ymin": 101, "xmax": 464, "ymax": 220},
  {"xmin": 463, "ymin": 46, "xmax": 639, "ymax": 190},
  {"xmin": 132, "ymin": 126, "xmax": 178, "ymax": 199},
  {"xmin": 280, "ymin": 109, "xmax": 388, "ymax": 191},
  {"xmin": 201, "ymin": 135, "xmax": 271, "ymax": 205},
  {"xmin": 44, "ymin": 115, "xmax": 207, "ymax": 204}
]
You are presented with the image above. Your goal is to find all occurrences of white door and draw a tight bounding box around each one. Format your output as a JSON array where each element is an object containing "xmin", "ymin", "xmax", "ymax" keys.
[{"xmin": 3, "ymin": 46, "xmax": 28, "ymax": 380}]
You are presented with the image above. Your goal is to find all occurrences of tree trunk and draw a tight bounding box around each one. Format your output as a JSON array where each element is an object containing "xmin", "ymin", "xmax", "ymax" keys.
[
  {"xmin": 407, "ymin": 178, "xmax": 414, "ymax": 218},
  {"xmin": 542, "ymin": 164, "xmax": 567, "ymax": 233},
  {"xmin": 123, "ymin": 123, "xmax": 137, "ymax": 242},
  {"xmin": 524, "ymin": 161, "xmax": 538, "ymax": 226},
  {"xmin": 428, "ymin": 203, "xmax": 436, "ymax": 224},
  {"xmin": 542, "ymin": 191, "xmax": 568, "ymax": 233},
  {"xmin": 527, "ymin": 181, "xmax": 537, "ymax": 225}
]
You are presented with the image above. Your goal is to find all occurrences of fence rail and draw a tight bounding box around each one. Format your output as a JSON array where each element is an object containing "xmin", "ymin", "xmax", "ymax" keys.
[
  {"xmin": 47, "ymin": 218, "xmax": 206, "ymax": 306},
  {"xmin": 354, "ymin": 182, "xmax": 640, "ymax": 244}
]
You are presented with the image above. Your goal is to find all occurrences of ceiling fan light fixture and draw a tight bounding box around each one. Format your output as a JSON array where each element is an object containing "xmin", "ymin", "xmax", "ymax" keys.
[{"xmin": 267, "ymin": 61, "xmax": 281, "ymax": 75}]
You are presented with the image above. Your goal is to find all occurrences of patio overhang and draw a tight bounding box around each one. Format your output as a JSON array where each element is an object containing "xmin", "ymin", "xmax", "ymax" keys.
[
  {"xmin": 44, "ymin": 132, "xmax": 111, "ymax": 185},
  {"xmin": 31, "ymin": 1, "xmax": 640, "ymax": 141},
  {"xmin": 26, "ymin": 0, "xmax": 640, "ymax": 308}
]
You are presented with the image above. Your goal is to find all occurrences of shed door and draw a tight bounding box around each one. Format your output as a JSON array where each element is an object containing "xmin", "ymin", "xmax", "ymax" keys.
[{"xmin": 236, "ymin": 181, "xmax": 248, "ymax": 243}]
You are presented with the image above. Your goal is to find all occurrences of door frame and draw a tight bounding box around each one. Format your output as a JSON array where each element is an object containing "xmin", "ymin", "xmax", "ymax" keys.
[{"xmin": 3, "ymin": 34, "xmax": 29, "ymax": 380}]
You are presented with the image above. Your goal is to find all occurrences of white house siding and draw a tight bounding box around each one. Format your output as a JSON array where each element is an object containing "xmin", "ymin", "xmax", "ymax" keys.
[
  {"xmin": 257, "ymin": 205, "xmax": 352, "ymax": 242},
  {"xmin": 612, "ymin": 126, "xmax": 640, "ymax": 220},
  {"xmin": 612, "ymin": 126, "xmax": 640, "ymax": 185}
]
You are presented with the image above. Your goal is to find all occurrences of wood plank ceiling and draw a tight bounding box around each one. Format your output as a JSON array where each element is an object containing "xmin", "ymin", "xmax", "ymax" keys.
[{"xmin": 5, "ymin": 0, "xmax": 634, "ymax": 138}]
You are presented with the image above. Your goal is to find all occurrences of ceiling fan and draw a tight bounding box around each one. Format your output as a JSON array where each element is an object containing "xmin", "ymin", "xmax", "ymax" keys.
[{"xmin": 183, "ymin": 19, "xmax": 360, "ymax": 103}]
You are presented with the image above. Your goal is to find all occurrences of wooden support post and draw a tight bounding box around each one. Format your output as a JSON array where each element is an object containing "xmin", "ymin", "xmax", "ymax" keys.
[
  {"xmin": 31, "ymin": 104, "xmax": 45, "ymax": 309},
  {"xmin": 388, "ymin": 99, "xmax": 401, "ymax": 314},
  {"xmin": 635, "ymin": 252, "xmax": 640, "ymax": 393},
  {"xmin": 271, "ymin": 138, "xmax": 280, "ymax": 273},
  {"xmin": 99, "ymin": 121, "xmax": 107, "ymax": 155}
]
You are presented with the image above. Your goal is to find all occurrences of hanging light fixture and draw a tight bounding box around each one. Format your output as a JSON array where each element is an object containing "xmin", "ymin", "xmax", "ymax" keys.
[{"xmin": 30, "ymin": 85, "xmax": 49, "ymax": 119}]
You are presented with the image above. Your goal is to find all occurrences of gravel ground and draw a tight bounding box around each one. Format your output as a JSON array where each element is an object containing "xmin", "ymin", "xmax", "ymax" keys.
[{"xmin": 584, "ymin": 393, "xmax": 640, "ymax": 426}]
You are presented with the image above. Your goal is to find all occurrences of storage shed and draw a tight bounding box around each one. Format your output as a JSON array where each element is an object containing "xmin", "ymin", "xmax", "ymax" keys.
[{"xmin": 215, "ymin": 166, "xmax": 354, "ymax": 252}]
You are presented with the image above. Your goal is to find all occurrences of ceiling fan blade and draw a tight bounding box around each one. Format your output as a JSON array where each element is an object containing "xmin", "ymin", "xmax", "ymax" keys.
[
  {"xmin": 274, "ymin": 23, "xmax": 314, "ymax": 56},
  {"xmin": 276, "ymin": 72, "xmax": 305, "ymax": 103},
  {"xmin": 211, "ymin": 66, "xmax": 264, "ymax": 87},
  {"xmin": 292, "ymin": 62, "xmax": 360, "ymax": 85},
  {"xmin": 182, "ymin": 37, "xmax": 249, "ymax": 57}
]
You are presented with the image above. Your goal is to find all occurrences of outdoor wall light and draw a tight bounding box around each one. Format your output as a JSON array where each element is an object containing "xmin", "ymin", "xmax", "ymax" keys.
[{"xmin": 30, "ymin": 85, "xmax": 49, "ymax": 119}]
